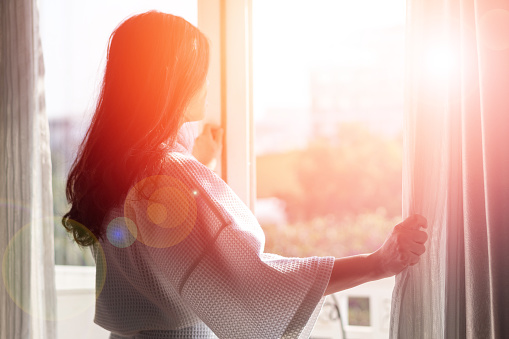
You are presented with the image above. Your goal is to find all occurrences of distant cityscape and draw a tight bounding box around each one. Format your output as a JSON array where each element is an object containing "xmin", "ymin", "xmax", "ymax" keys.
[{"xmin": 255, "ymin": 25, "xmax": 404, "ymax": 154}]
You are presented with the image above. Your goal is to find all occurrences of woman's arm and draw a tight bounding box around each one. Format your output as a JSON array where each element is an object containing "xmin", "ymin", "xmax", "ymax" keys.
[
  {"xmin": 324, "ymin": 214, "xmax": 428, "ymax": 296},
  {"xmin": 324, "ymin": 253, "xmax": 379, "ymax": 296}
]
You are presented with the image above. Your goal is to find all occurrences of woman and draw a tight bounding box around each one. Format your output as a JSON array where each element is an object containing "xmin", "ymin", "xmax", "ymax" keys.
[{"xmin": 63, "ymin": 11, "xmax": 428, "ymax": 339}]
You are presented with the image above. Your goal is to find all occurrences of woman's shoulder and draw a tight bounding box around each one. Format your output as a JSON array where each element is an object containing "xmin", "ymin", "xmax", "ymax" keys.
[
  {"xmin": 149, "ymin": 150, "xmax": 226, "ymax": 194},
  {"xmin": 160, "ymin": 150, "xmax": 211, "ymax": 180}
]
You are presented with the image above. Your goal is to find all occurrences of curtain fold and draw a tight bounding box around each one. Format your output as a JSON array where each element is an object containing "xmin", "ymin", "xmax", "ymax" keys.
[
  {"xmin": 391, "ymin": 0, "xmax": 509, "ymax": 338},
  {"xmin": 0, "ymin": 0, "xmax": 57, "ymax": 338}
]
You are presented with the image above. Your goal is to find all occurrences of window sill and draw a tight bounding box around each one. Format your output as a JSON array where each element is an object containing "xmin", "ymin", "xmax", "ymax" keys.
[{"xmin": 54, "ymin": 264, "xmax": 96, "ymax": 291}]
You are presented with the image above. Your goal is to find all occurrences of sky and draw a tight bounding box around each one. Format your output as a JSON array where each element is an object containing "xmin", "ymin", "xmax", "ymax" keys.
[
  {"xmin": 39, "ymin": 0, "xmax": 405, "ymax": 119},
  {"xmin": 253, "ymin": 0, "xmax": 406, "ymax": 112}
]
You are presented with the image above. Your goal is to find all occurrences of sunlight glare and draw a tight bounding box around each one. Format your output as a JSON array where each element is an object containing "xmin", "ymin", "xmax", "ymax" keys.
[{"xmin": 425, "ymin": 46, "xmax": 454, "ymax": 80}]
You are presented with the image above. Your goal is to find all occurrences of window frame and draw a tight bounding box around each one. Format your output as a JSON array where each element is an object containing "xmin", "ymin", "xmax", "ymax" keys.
[{"xmin": 198, "ymin": 0, "xmax": 256, "ymax": 212}]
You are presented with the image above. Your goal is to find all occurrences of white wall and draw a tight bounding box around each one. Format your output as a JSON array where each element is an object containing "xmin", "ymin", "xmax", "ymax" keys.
[{"xmin": 55, "ymin": 266, "xmax": 109, "ymax": 339}]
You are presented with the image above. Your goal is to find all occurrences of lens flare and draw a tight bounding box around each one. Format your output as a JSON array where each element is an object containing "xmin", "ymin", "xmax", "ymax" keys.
[
  {"xmin": 2, "ymin": 216, "xmax": 107, "ymax": 321},
  {"xmin": 106, "ymin": 217, "xmax": 137, "ymax": 248},
  {"xmin": 147, "ymin": 203, "xmax": 168, "ymax": 225},
  {"xmin": 124, "ymin": 175, "xmax": 197, "ymax": 248}
]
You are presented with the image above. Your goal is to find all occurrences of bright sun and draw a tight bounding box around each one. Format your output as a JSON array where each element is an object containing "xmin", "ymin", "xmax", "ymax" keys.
[{"xmin": 425, "ymin": 46, "xmax": 455, "ymax": 80}]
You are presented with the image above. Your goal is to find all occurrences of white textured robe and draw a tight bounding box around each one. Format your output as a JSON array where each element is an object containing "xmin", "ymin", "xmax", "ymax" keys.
[{"xmin": 92, "ymin": 132, "xmax": 335, "ymax": 339}]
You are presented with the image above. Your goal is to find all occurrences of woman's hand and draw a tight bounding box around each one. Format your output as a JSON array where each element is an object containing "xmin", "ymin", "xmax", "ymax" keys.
[
  {"xmin": 370, "ymin": 214, "xmax": 428, "ymax": 278},
  {"xmin": 324, "ymin": 214, "xmax": 428, "ymax": 296},
  {"xmin": 192, "ymin": 124, "xmax": 223, "ymax": 170}
]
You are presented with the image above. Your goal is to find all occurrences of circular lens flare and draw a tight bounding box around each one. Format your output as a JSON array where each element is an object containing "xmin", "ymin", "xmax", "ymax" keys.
[
  {"xmin": 124, "ymin": 175, "xmax": 197, "ymax": 248},
  {"xmin": 106, "ymin": 217, "xmax": 137, "ymax": 248},
  {"xmin": 2, "ymin": 216, "xmax": 107, "ymax": 321},
  {"xmin": 147, "ymin": 203, "xmax": 168, "ymax": 225}
]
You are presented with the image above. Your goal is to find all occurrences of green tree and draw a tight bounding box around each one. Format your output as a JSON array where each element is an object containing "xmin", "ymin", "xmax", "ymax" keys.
[{"xmin": 280, "ymin": 122, "xmax": 402, "ymax": 222}]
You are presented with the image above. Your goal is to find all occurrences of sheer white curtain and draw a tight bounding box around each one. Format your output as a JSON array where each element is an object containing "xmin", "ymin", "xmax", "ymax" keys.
[
  {"xmin": 391, "ymin": 0, "xmax": 509, "ymax": 338},
  {"xmin": 0, "ymin": 0, "xmax": 56, "ymax": 338}
]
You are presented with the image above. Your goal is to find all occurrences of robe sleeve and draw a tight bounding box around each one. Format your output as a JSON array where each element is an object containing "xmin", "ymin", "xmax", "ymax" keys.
[{"xmin": 130, "ymin": 154, "xmax": 335, "ymax": 339}]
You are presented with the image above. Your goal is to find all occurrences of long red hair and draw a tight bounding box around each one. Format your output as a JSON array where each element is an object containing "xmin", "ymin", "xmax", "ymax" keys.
[{"xmin": 63, "ymin": 11, "xmax": 209, "ymax": 246}]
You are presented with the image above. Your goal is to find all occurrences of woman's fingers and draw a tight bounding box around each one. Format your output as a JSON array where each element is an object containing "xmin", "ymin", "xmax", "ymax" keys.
[
  {"xmin": 394, "ymin": 216, "xmax": 428, "ymax": 266},
  {"xmin": 399, "ymin": 251, "xmax": 420, "ymax": 266},
  {"xmin": 192, "ymin": 124, "xmax": 223, "ymax": 169},
  {"xmin": 398, "ymin": 221, "xmax": 428, "ymax": 255},
  {"xmin": 401, "ymin": 214, "xmax": 427, "ymax": 230},
  {"xmin": 412, "ymin": 229, "xmax": 428, "ymax": 244},
  {"xmin": 396, "ymin": 240, "xmax": 424, "ymax": 259},
  {"xmin": 211, "ymin": 126, "xmax": 224, "ymax": 144},
  {"xmin": 407, "ymin": 242, "xmax": 426, "ymax": 256},
  {"xmin": 202, "ymin": 124, "xmax": 223, "ymax": 143},
  {"xmin": 373, "ymin": 214, "xmax": 429, "ymax": 277},
  {"xmin": 202, "ymin": 123, "xmax": 212, "ymax": 135},
  {"xmin": 408, "ymin": 253, "xmax": 420, "ymax": 266},
  {"xmin": 399, "ymin": 228, "xmax": 428, "ymax": 243}
]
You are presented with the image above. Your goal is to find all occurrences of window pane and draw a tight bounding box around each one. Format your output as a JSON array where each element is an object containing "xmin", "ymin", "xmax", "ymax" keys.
[
  {"xmin": 253, "ymin": 0, "xmax": 405, "ymax": 259},
  {"xmin": 40, "ymin": 0, "xmax": 198, "ymax": 265}
]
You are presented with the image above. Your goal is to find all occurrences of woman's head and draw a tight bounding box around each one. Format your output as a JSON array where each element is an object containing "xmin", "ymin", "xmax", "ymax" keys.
[{"xmin": 63, "ymin": 11, "xmax": 209, "ymax": 246}]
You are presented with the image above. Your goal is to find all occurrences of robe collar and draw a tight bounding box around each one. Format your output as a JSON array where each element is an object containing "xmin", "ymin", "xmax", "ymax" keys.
[{"xmin": 166, "ymin": 122, "xmax": 198, "ymax": 155}]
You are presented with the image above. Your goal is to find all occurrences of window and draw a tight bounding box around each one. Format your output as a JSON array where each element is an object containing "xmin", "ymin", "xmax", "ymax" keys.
[
  {"xmin": 252, "ymin": 0, "xmax": 406, "ymax": 260},
  {"xmin": 252, "ymin": 2, "xmax": 405, "ymax": 337}
]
